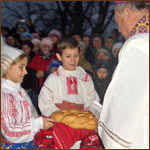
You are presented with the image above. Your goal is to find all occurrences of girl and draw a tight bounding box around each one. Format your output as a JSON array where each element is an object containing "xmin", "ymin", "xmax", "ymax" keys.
[{"xmin": 1, "ymin": 45, "xmax": 54, "ymax": 149}]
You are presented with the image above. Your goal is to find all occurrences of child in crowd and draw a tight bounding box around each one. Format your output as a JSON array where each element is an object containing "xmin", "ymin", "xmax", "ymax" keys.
[
  {"xmin": 27, "ymin": 37, "xmax": 55, "ymax": 94},
  {"xmin": 32, "ymin": 33, "xmax": 40, "ymax": 40},
  {"xmin": 1, "ymin": 45, "xmax": 54, "ymax": 149},
  {"xmin": 25, "ymin": 37, "xmax": 55, "ymax": 114},
  {"xmin": 92, "ymin": 48, "xmax": 110, "ymax": 70},
  {"xmin": 20, "ymin": 32, "xmax": 32, "ymax": 41},
  {"xmin": 32, "ymin": 38, "xmax": 41, "ymax": 53},
  {"xmin": 38, "ymin": 37, "xmax": 100, "ymax": 117},
  {"xmin": 111, "ymin": 42, "xmax": 123, "ymax": 73},
  {"xmin": 93, "ymin": 62, "xmax": 111, "ymax": 105},
  {"xmin": 20, "ymin": 40, "xmax": 35, "ymax": 63},
  {"xmin": 78, "ymin": 41, "xmax": 92, "ymax": 71},
  {"xmin": 48, "ymin": 29, "xmax": 62, "ymax": 55},
  {"xmin": 6, "ymin": 33, "xmax": 18, "ymax": 48},
  {"xmin": 47, "ymin": 59, "xmax": 61, "ymax": 74}
]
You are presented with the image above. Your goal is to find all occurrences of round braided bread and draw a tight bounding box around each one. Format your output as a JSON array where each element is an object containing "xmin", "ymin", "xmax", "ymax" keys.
[{"xmin": 51, "ymin": 109, "xmax": 97, "ymax": 130}]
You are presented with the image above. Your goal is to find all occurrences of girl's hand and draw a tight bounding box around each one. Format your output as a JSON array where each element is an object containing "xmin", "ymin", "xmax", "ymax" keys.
[{"xmin": 94, "ymin": 118, "xmax": 98, "ymax": 133}]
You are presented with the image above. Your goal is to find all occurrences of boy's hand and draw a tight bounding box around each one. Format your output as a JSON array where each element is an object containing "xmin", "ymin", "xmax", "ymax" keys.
[{"xmin": 42, "ymin": 117, "xmax": 55, "ymax": 129}]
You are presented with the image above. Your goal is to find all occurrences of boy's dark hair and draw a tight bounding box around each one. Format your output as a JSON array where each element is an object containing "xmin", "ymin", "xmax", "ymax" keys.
[{"xmin": 57, "ymin": 37, "xmax": 80, "ymax": 55}]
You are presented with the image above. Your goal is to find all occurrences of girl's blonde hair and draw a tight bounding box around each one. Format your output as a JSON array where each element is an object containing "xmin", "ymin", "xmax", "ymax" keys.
[
  {"xmin": 11, "ymin": 54, "xmax": 27, "ymax": 65},
  {"xmin": 2, "ymin": 53, "xmax": 27, "ymax": 78}
]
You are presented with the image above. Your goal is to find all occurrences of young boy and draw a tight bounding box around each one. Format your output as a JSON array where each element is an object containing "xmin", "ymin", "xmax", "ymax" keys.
[{"xmin": 38, "ymin": 37, "xmax": 100, "ymax": 117}]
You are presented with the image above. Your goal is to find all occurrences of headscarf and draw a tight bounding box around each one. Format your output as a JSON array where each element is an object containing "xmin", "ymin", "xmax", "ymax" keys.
[{"xmin": 1, "ymin": 45, "xmax": 24, "ymax": 76}]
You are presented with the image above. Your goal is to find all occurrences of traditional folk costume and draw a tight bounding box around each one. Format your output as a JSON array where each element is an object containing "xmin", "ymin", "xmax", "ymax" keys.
[
  {"xmin": 39, "ymin": 65, "xmax": 100, "ymax": 117},
  {"xmin": 38, "ymin": 65, "xmax": 100, "ymax": 149},
  {"xmin": 1, "ymin": 79, "xmax": 43, "ymax": 149},
  {"xmin": 98, "ymin": 15, "xmax": 149, "ymax": 149},
  {"xmin": 1, "ymin": 46, "xmax": 43, "ymax": 149}
]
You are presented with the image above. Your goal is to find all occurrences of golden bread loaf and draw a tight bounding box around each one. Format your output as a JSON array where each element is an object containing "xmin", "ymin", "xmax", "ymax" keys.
[{"xmin": 51, "ymin": 109, "xmax": 97, "ymax": 130}]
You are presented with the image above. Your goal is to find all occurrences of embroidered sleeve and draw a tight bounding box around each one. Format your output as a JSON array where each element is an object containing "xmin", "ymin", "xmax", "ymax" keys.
[
  {"xmin": 1, "ymin": 91, "xmax": 43, "ymax": 143},
  {"xmin": 38, "ymin": 76, "xmax": 59, "ymax": 117}
]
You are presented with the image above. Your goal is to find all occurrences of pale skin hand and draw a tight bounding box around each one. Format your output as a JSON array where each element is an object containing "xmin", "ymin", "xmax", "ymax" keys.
[
  {"xmin": 94, "ymin": 118, "xmax": 98, "ymax": 133},
  {"xmin": 42, "ymin": 117, "xmax": 55, "ymax": 129},
  {"xmin": 36, "ymin": 70, "xmax": 44, "ymax": 78}
]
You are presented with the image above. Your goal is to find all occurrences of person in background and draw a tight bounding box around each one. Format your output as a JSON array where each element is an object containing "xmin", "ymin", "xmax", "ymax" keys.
[
  {"xmin": 78, "ymin": 41, "xmax": 92, "ymax": 71},
  {"xmin": 92, "ymin": 48, "xmax": 112, "ymax": 75},
  {"xmin": 82, "ymin": 34, "xmax": 95, "ymax": 66},
  {"xmin": 32, "ymin": 38, "xmax": 41, "ymax": 53},
  {"xmin": 11, "ymin": 19, "xmax": 35, "ymax": 35},
  {"xmin": 82, "ymin": 34, "xmax": 91, "ymax": 47},
  {"xmin": 24, "ymin": 18, "xmax": 35, "ymax": 33},
  {"xmin": 1, "ymin": 45, "xmax": 54, "ymax": 149},
  {"xmin": 20, "ymin": 40, "xmax": 34, "ymax": 63},
  {"xmin": 1, "ymin": 35, "xmax": 7, "ymax": 46},
  {"xmin": 93, "ymin": 62, "xmax": 111, "ymax": 105},
  {"xmin": 98, "ymin": 1, "xmax": 149, "ymax": 149},
  {"xmin": 1, "ymin": 27, "xmax": 10, "ymax": 42},
  {"xmin": 11, "ymin": 20, "xmax": 29, "ymax": 46},
  {"xmin": 26, "ymin": 37, "xmax": 55, "ymax": 114},
  {"xmin": 20, "ymin": 32, "xmax": 32, "ymax": 41},
  {"xmin": 112, "ymin": 42, "xmax": 123, "ymax": 58},
  {"xmin": 111, "ymin": 42, "xmax": 123, "ymax": 73},
  {"xmin": 48, "ymin": 29, "xmax": 62, "ymax": 55},
  {"xmin": 72, "ymin": 34, "xmax": 82, "ymax": 42},
  {"xmin": 111, "ymin": 29, "xmax": 120, "ymax": 44},
  {"xmin": 6, "ymin": 33, "xmax": 18, "ymax": 48},
  {"xmin": 17, "ymin": 26, "xmax": 27, "ymax": 36},
  {"xmin": 104, "ymin": 36, "xmax": 114, "ymax": 51},
  {"xmin": 20, "ymin": 40, "xmax": 36, "ymax": 95},
  {"xmin": 32, "ymin": 33, "xmax": 40, "ymax": 40},
  {"xmin": 91, "ymin": 34, "xmax": 103, "ymax": 65}
]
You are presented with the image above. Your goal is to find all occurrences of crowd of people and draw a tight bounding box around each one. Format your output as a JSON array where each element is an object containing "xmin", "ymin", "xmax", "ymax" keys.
[
  {"xmin": 2, "ymin": 18, "xmax": 124, "ymax": 111},
  {"xmin": 1, "ymin": 1, "xmax": 149, "ymax": 149}
]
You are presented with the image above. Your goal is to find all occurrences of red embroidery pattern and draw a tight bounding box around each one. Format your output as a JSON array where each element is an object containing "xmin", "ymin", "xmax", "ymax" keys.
[
  {"xmin": 66, "ymin": 77, "xmax": 78, "ymax": 94},
  {"xmin": 19, "ymin": 91, "xmax": 31, "ymax": 122},
  {"xmin": 43, "ymin": 85, "xmax": 53, "ymax": 93},
  {"xmin": 55, "ymin": 69, "xmax": 59, "ymax": 76},
  {"xmin": 55, "ymin": 101, "xmax": 84, "ymax": 110},
  {"xmin": 23, "ymin": 100, "xmax": 30, "ymax": 121},
  {"xmin": 9, "ymin": 94, "xmax": 18, "ymax": 124},
  {"xmin": 85, "ymin": 73, "xmax": 89, "ymax": 82},
  {"xmin": 1, "ymin": 114, "xmax": 31, "ymax": 138}
]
